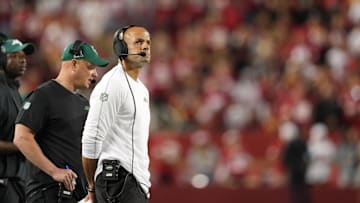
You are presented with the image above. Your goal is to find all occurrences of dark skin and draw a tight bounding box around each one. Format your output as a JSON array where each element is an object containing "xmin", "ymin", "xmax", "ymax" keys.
[
  {"xmin": 5, "ymin": 51, "xmax": 27, "ymax": 78},
  {"xmin": 0, "ymin": 50, "xmax": 27, "ymax": 154},
  {"xmin": 82, "ymin": 26, "xmax": 151, "ymax": 203}
]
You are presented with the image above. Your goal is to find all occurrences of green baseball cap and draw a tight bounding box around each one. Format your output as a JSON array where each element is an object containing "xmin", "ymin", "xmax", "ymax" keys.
[
  {"xmin": 61, "ymin": 41, "xmax": 109, "ymax": 67},
  {"xmin": 3, "ymin": 39, "xmax": 35, "ymax": 55}
]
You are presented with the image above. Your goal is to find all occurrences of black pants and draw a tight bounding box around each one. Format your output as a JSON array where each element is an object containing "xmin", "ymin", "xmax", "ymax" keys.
[
  {"xmin": 26, "ymin": 184, "xmax": 77, "ymax": 203},
  {"xmin": 96, "ymin": 166, "xmax": 148, "ymax": 203},
  {"xmin": 0, "ymin": 178, "xmax": 25, "ymax": 203}
]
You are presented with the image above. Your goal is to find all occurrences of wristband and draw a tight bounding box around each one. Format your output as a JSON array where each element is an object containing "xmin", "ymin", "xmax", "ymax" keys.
[{"xmin": 87, "ymin": 185, "xmax": 95, "ymax": 193}]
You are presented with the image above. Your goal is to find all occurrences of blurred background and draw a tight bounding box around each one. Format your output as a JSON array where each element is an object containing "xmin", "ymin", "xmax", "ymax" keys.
[{"xmin": 1, "ymin": 0, "xmax": 360, "ymax": 202}]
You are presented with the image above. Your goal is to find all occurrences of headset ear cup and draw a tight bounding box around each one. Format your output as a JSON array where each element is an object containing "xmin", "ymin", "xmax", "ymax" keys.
[
  {"xmin": 113, "ymin": 36, "xmax": 128, "ymax": 59},
  {"xmin": 113, "ymin": 28, "xmax": 122, "ymax": 58},
  {"xmin": 113, "ymin": 25, "xmax": 136, "ymax": 60},
  {"xmin": 119, "ymin": 40, "xmax": 128, "ymax": 57},
  {"xmin": 113, "ymin": 40, "xmax": 123, "ymax": 58}
]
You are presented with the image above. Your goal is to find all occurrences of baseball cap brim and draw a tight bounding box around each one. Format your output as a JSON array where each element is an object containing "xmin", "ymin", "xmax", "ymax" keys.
[
  {"xmin": 17, "ymin": 43, "xmax": 35, "ymax": 55},
  {"xmin": 81, "ymin": 44, "xmax": 109, "ymax": 67},
  {"xmin": 61, "ymin": 41, "xmax": 109, "ymax": 67},
  {"xmin": 3, "ymin": 39, "xmax": 35, "ymax": 55}
]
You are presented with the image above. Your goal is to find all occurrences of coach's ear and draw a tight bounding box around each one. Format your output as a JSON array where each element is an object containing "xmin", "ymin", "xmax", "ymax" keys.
[{"xmin": 71, "ymin": 59, "xmax": 78, "ymax": 71}]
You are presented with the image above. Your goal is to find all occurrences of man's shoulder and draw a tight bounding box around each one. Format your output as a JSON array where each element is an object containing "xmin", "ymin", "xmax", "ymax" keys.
[
  {"xmin": 37, "ymin": 80, "xmax": 54, "ymax": 90},
  {"xmin": 31, "ymin": 80, "xmax": 56, "ymax": 94},
  {"xmin": 0, "ymin": 73, "xmax": 6, "ymax": 84},
  {"xmin": 23, "ymin": 80, "xmax": 54, "ymax": 100},
  {"xmin": 0, "ymin": 80, "xmax": 11, "ymax": 97},
  {"xmin": 0, "ymin": 73, "xmax": 10, "ymax": 89},
  {"xmin": 102, "ymin": 65, "xmax": 123, "ymax": 80},
  {"xmin": 97, "ymin": 66, "xmax": 127, "ymax": 88},
  {"xmin": 76, "ymin": 93, "xmax": 89, "ymax": 103},
  {"xmin": 0, "ymin": 82, "xmax": 9, "ymax": 91}
]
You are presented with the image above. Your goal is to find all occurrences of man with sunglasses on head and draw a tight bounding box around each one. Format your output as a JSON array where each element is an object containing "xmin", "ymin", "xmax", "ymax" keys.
[
  {"xmin": 14, "ymin": 40, "xmax": 109, "ymax": 203},
  {"xmin": 0, "ymin": 33, "xmax": 35, "ymax": 203}
]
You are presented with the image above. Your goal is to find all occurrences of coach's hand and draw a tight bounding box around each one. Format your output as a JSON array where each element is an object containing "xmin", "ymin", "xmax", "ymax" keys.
[{"xmin": 51, "ymin": 168, "xmax": 78, "ymax": 191}]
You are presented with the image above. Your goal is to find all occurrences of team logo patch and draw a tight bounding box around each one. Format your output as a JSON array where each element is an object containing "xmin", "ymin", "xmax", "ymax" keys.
[
  {"xmin": 12, "ymin": 39, "xmax": 23, "ymax": 46},
  {"xmin": 100, "ymin": 93, "xmax": 108, "ymax": 102},
  {"xmin": 84, "ymin": 105, "xmax": 90, "ymax": 111},
  {"xmin": 23, "ymin": 101, "xmax": 31, "ymax": 110}
]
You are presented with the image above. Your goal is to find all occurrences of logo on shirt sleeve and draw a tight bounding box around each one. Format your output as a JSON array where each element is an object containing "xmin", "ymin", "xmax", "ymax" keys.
[
  {"xmin": 22, "ymin": 101, "xmax": 31, "ymax": 110},
  {"xmin": 100, "ymin": 93, "xmax": 109, "ymax": 102}
]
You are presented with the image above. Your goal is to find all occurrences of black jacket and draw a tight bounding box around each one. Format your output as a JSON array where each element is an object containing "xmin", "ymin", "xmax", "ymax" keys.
[{"xmin": 0, "ymin": 71, "xmax": 25, "ymax": 178}]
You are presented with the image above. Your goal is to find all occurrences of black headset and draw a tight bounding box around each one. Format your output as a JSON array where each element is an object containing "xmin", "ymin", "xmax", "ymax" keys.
[
  {"xmin": 70, "ymin": 40, "xmax": 84, "ymax": 58},
  {"xmin": 0, "ymin": 33, "xmax": 7, "ymax": 69},
  {"xmin": 113, "ymin": 25, "xmax": 136, "ymax": 60}
]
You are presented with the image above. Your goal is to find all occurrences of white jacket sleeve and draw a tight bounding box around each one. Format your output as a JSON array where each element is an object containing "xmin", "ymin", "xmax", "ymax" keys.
[{"xmin": 82, "ymin": 79, "xmax": 120, "ymax": 159}]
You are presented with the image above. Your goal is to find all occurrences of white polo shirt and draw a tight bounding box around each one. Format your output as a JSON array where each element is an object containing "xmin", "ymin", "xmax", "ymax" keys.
[{"xmin": 82, "ymin": 64, "xmax": 151, "ymax": 194}]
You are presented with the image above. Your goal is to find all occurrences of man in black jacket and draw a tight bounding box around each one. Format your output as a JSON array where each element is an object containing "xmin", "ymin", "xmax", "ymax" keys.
[{"xmin": 0, "ymin": 34, "xmax": 35, "ymax": 203}]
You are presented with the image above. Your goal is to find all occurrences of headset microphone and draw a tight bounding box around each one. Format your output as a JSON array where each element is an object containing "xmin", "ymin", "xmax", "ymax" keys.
[
  {"xmin": 119, "ymin": 52, "xmax": 146, "ymax": 57},
  {"xmin": 138, "ymin": 52, "xmax": 146, "ymax": 57}
]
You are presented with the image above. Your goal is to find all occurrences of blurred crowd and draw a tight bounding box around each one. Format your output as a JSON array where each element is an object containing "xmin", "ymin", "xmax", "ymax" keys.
[{"xmin": 1, "ymin": 0, "xmax": 360, "ymax": 189}]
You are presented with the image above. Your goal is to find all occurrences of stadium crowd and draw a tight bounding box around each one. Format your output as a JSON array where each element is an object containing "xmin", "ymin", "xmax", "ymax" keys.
[{"xmin": 1, "ymin": 0, "xmax": 360, "ymax": 189}]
